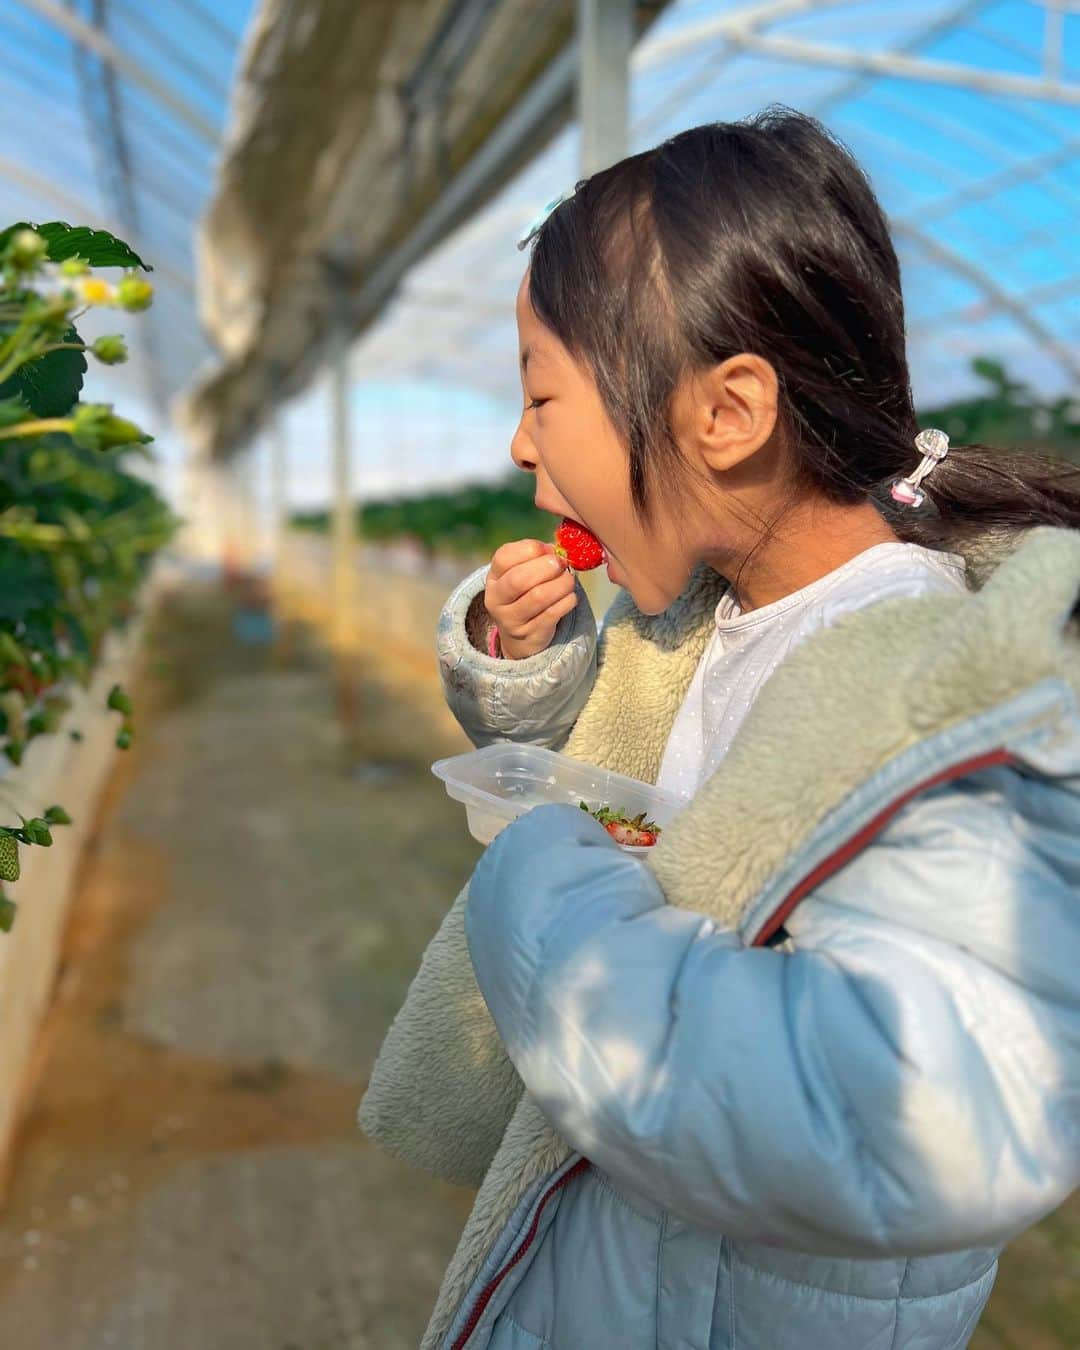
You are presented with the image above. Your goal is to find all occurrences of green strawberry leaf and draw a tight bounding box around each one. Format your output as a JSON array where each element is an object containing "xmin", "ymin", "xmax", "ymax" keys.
[
  {"xmin": 23, "ymin": 818, "xmax": 52, "ymax": 846},
  {"xmin": 0, "ymin": 222, "xmax": 150, "ymax": 271},
  {"xmin": 0, "ymin": 324, "xmax": 88, "ymax": 416},
  {"xmin": 0, "ymin": 395, "xmax": 32, "ymax": 428}
]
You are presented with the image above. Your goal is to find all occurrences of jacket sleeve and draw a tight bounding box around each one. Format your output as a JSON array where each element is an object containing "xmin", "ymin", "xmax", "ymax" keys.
[
  {"xmin": 436, "ymin": 563, "xmax": 598, "ymax": 751},
  {"xmin": 463, "ymin": 795, "xmax": 1080, "ymax": 1258}
]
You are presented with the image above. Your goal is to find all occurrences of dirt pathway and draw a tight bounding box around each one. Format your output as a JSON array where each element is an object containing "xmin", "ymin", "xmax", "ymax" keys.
[{"xmin": 0, "ymin": 567, "xmax": 482, "ymax": 1348}]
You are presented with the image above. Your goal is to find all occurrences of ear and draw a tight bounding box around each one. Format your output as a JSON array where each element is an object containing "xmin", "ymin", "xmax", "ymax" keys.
[{"xmin": 673, "ymin": 354, "xmax": 779, "ymax": 474}]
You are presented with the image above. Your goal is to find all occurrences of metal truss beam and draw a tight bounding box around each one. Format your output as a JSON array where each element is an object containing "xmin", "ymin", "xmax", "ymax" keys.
[
  {"xmin": 729, "ymin": 31, "xmax": 1080, "ymax": 105},
  {"xmin": 636, "ymin": 0, "xmax": 862, "ymax": 71},
  {"xmin": 907, "ymin": 272, "xmax": 1080, "ymax": 336},
  {"xmin": 892, "ymin": 220, "xmax": 1080, "ymax": 382},
  {"xmin": 810, "ymin": 0, "xmax": 991, "ymax": 117},
  {"xmin": 636, "ymin": 1, "xmax": 1080, "ymax": 106},
  {"xmin": 15, "ymin": 0, "xmax": 218, "ymax": 143}
]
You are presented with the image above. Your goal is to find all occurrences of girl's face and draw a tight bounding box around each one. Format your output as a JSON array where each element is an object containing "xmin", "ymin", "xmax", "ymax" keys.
[{"xmin": 511, "ymin": 268, "xmax": 697, "ymax": 615}]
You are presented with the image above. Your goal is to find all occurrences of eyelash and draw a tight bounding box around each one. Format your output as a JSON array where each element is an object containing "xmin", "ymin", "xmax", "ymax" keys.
[{"xmin": 525, "ymin": 397, "xmax": 547, "ymax": 411}]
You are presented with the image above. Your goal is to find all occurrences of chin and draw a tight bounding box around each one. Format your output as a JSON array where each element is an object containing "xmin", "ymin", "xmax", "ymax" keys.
[{"xmin": 625, "ymin": 582, "xmax": 674, "ymax": 616}]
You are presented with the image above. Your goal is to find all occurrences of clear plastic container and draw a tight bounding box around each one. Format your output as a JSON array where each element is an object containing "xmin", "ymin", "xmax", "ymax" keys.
[{"xmin": 431, "ymin": 742, "xmax": 686, "ymax": 857}]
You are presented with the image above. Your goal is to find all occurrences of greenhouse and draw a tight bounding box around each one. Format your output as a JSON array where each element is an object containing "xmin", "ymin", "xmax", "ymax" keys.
[{"xmin": 0, "ymin": 1, "xmax": 1076, "ymax": 1345}]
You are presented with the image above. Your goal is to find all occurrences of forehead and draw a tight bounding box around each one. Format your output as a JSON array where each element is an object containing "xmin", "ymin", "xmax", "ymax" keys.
[
  {"xmin": 521, "ymin": 267, "xmax": 569, "ymax": 369},
  {"xmin": 516, "ymin": 267, "xmax": 553, "ymax": 367},
  {"xmin": 515, "ymin": 267, "xmax": 536, "ymax": 328}
]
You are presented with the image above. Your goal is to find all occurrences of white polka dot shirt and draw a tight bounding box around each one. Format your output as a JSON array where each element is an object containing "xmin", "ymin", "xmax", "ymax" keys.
[{"xmin": 655, "ymin": 541, "xmax": 970, "ymax": 802}]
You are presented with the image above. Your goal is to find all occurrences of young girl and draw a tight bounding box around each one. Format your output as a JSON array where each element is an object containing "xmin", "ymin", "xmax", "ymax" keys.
[{"xmin": 360, "ymin": 107, "xmax": 1080, "ymax": 1350}]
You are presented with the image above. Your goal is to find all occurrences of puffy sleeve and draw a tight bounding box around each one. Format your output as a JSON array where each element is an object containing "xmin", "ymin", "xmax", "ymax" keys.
[
  {"xmin": 463, "ymin": 793, "xmax": 1080, "ymax": 1257},
  {"xmin": 436, "ymin": 563, "xmax": 598, "ymax": 751}
]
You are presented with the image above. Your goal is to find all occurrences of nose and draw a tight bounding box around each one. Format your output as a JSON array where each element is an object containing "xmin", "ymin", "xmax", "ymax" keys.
[{"xmin": 510, "ymin": 422, "xmax": 537, "ymax": 474}]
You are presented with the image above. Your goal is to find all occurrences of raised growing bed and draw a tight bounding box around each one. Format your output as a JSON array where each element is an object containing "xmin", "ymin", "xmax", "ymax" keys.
[
  {"xmin": 0, "ymin": 221, "xmax": 177, "ymax": 1190},
  {"xmin": 0, "ymin": 561, "xmax": 169, "ymax": 1191}
]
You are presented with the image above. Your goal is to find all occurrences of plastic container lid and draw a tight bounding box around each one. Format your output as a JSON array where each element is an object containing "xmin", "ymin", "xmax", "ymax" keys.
[{"xmin": 431, "ymin": 741, "xmax": 686, "ymax": 857}]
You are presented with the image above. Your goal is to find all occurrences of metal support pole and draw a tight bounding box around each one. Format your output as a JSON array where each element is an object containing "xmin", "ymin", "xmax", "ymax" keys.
[
  {"xmin": 269, "ymin": 416, "xmax": 288, "ymax": 578},
  {"xmin": 178, "ymin": 453, "xmax": 218, "ymax": 567},
  {"xmin": 327, "ymin": 314, "xmax": 364, "ymax": 747},
  {"xmin": 329, "ymin": 314, "xmax": 356, "ymax": 649},
  {"xmin": 225, "ymin": 451, "xmax": 257, "ymax": 581},
  {"xmin": 577, "ymin": 0, "xmax": 633, "ymax": 176},
  {"xmin": 577, "ymin": 0, "xmax": 631, "ymax": 623}
]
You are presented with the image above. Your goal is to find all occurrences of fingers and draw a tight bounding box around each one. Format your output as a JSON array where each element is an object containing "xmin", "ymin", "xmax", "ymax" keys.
[
  {"xmin": 487, "ymin": 546, "xmax": 570, "ymax": 612},
  {"xmin": 500, "ymin": 588, "xmax": 579, "ymax": 651},
  {"xmin": 488, "ymin": 538, "xmax": 555, "ymax": 585},
  {"xmin": 499, "ymin": 571, "xmax": 578, "ymax": 633},
  {"xmin": 529, "ymin": 587, "xmax": 579, "ymax": 633},
  {"xmin": 485, "ymin": 538, "xmax": 580, "ymax": 650}
]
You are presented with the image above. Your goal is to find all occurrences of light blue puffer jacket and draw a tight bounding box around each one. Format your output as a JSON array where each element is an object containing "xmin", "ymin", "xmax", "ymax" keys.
[{"xmin": 362, "ymin": 522, "xmax": 1080, "ymax": 1350}]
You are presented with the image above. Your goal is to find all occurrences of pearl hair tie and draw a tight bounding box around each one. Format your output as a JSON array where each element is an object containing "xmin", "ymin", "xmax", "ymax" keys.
[{"xmin": 890, "ymin": 428, "xmax": 950, "ymax": 507}]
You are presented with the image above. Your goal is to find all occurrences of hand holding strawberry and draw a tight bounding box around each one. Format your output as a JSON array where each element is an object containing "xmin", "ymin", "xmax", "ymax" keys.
[
  {"xmin": 483, "ymin": 519, "xmax": 604, "ymax": 660},
  {"xmin": 484, "ymin": 538, "xmax": 580, "ymax": 660}
]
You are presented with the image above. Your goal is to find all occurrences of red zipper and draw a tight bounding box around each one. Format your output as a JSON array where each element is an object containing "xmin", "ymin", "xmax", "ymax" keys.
[
  {"xmin": 452, "ymin": 745, "xmax": 1016, "ymax": 1346},
  {"xmin": 451, "ymin": 1157, "xmax": 591, "ymax": 1350},
  {"xmin": 751, "ymin": 746, "xmax": 1017, "ymax": 946}
]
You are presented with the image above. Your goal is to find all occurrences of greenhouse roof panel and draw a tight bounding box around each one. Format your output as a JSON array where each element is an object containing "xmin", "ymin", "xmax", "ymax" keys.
[
  {"xmin": 0, "ymin": 0, "xmax": 1075, "ymax": 475},
  {"xmin": 338, "ymin": 0, "xmax": 1079, "ymax": 430}
]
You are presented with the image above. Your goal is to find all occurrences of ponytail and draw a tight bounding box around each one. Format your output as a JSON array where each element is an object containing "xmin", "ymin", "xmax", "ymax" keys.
[{"xmin": 872, "ymin": 442, "xmax": 1080, "ymax": 555}]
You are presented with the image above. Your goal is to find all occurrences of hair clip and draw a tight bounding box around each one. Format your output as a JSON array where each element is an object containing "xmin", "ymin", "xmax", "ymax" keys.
[
  {"xmin": 516, "ymin": 186, "xmax": 576, "ymax": 251},
  {"xmin": 890, "ymin": 428, "xmax": 950, "ymax": 507}
]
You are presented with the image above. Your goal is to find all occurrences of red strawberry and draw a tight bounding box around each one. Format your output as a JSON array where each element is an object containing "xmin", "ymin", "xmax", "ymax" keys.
[
  {"xmin": 578, "ymin": 802, "xmax": 661, "ymax": 847},
  {"xmin": 604, "ymin": 819, "xmax": 659, "ymax": 847},
  {"xmin": 554, "ymin": 518, "xmax": 605, "ymax": 571}
]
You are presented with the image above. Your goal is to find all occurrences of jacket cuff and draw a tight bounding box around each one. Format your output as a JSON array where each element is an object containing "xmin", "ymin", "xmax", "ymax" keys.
[{"xmin": 436, "ymin": 562, "xmax": 598, "ymax": 750}]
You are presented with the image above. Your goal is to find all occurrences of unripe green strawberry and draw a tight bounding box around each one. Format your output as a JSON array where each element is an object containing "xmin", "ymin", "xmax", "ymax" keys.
[
  {"xmin": 0, "ymin": 835, "xmax": 19, "ymax": 883},
  {"xmin": 115, "ymin": 274, "xmax": 153, "ymax": 312},
  {"xmin": 5, "ymin": 228, "xmax": 46, "ymax": 269},
  {"xmin": 90, "ymin": 335, "xmax": 128, "ymax": 365}
]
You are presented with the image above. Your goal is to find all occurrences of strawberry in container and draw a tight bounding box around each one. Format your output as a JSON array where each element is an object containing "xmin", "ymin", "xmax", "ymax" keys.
[
  {"xmin": 431, "ymin": 744, "xmax": 684, "ymax": 857},
  {"xmin": 578, "ymin": 803, "xmax": 662, "ymax": 847}
]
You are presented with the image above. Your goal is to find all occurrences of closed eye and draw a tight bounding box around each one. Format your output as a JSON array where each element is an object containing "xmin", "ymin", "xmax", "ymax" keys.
[{"xmin": 525, "ymin": 397, "xmax": 548, "ymax": 411}]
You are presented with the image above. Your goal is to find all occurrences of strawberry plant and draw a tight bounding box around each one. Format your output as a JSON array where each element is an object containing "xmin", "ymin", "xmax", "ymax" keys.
[{"xmin": 0, "ymin": 222, "xmax": 180, "ymax": 931}]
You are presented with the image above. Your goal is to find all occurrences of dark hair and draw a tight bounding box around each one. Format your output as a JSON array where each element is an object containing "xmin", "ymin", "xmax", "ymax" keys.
[{"xmin": 525, "ymin": 105, "xmax": 1080, "ymax": 577}]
